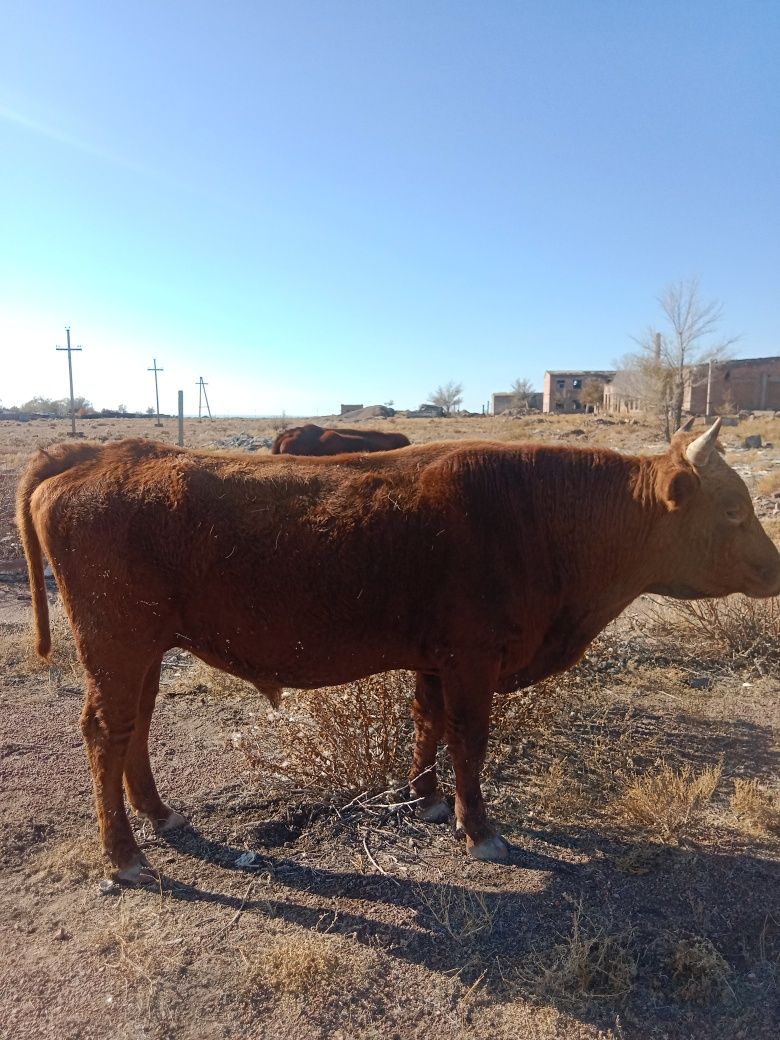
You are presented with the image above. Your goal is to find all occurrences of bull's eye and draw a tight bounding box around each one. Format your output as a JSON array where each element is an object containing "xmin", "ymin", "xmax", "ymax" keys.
[{"xmin": 725, "ymin": 505, "xmax": 748, "ymax": 525}]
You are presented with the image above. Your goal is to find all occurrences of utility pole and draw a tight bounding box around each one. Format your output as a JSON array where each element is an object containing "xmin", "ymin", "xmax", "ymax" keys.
[
  {"xmin": 56, "ymin": 327, "xmax": 82, "ymax": 436},
  {"xmin": 148, "ymin": 358, "xmax": 164, "ymax": 427},
  {"xmin": 705, "ymin": 358, "xmax": 714, "ymax": 419},
  {"xmin": 197, "ymin": 376, "xmax": 212, "ymax": 419}
]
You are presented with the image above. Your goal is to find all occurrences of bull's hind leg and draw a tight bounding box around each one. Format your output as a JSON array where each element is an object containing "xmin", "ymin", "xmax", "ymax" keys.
[
  {"xmin": 80, "ymin": 675, "xmax": 146, "ymax": 881},
  {"xmin": 123, "ymin": 659, "xmax": 187, "ymax": 834},
  {"xmin": 409, "ymin": 672, "xmax": 451, "ymax": 822},
  {"xmin": 441, "ymin": 662, "xmax": 510, "ymax": 863}
]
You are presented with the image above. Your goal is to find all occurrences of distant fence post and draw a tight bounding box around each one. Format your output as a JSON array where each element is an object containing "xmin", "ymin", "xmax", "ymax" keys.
[{"xmin": 177, "ymin": 391, "xmax": 184, "ymax": 447}]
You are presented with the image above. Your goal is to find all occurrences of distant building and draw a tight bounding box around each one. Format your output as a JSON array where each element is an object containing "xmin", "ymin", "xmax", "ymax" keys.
[
  {"xmin": 492, "ymin": 391, "xmax": 543, "ymax": 414},
  {"xmin": 543, "ymin": 371, "xmax": 615, "ymax": 414},
  {"xmin": 340, "ymin": 403, "xmax": 363, "ymax": 415},
  {"xmin": 603, "ymin": 356, "xmax": 780, "ymax": 415},
  {"xmin": 686, "ymin": 356, "xmax": 780, "ymax": 413}
]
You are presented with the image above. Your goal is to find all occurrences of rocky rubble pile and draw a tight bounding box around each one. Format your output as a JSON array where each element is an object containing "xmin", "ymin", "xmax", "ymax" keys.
[{"xmin": 210, "ymin": 432, "xmax": 273, "ymax": 452}]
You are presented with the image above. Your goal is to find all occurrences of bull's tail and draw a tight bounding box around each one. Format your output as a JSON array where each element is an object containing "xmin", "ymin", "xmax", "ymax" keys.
[{"xmin": 15, "ymin": 442, "xmax": 100, "ymax": 660}]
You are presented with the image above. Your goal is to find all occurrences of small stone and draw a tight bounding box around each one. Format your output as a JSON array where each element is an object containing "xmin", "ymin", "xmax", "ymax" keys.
[
  {"xmin": 98, "ymin": 879, "xmax": 120, "ymax": 896},
  {"xmin": 688, "ymin": 675, "xmax": 712, "ymax": 690},
  {"xmin": 54, "ymin": 927, "xmax": 70, "ymax": 941},
  {"xmin": 235, "ymin": 851, "xmax": 258, "ymax": 868}
]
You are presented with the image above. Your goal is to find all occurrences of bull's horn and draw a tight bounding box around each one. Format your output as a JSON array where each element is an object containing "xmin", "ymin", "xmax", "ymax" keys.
[
  {"xmin": 675, "ymin": 415, "xmax": 696, "ymax": 434},
  {"xmin": 685, "ymin": 418, "xmax": 722, "ymax": 467}
]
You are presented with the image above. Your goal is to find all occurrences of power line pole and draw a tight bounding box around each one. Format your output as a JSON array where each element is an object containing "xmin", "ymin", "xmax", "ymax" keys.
[
  {"xmin": 196, "ymin": 376, "xmax": 212, "ymax": 420},
  {"xmin": 56, "ymin": 327, "xmax": 82, "ymax": 436},
  {"xmin": 148, "ymin": 358, "xmax": 164, "ymax": 427}
]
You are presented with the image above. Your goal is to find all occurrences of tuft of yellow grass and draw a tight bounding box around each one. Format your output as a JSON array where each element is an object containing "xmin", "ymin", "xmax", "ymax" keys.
[
  {"xmin": 730, "ymin": 778, "xmax": 780, "ymax": 835},
  {"xmin": 513, "ymin": 903, "xmax": 636, "ymax": 1005},
  {"xmin": 414, "ymin": 883, "xmax": 497, "ymax": 943},
  {"xmin": 241, "ymin": 933, "xmax": 355, "ymax": 998},
  {"xmin": 610, "ymin": 761, "xmax": 722, "ymax": 843}
]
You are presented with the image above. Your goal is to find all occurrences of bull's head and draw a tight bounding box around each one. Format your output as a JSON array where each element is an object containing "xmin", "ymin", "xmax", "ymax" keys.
[{"xmin": 648, "ymin": 418, "xmax": 780, "ymax": 599}]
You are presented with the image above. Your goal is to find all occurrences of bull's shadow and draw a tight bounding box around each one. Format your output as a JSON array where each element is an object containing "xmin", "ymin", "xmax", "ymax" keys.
[
  {"xmin": 154, "ymin": 822, "xmax": 780, "ymax": 1040},
  {"xmin": 144, "ymin": 695, "xmax": 780, "ymax": 1039}
]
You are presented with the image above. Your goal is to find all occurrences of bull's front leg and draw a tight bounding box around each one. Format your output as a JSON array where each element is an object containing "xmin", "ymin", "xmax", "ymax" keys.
[
  {"xmin": 409, "ymin": 672, "xmax": 451, "ymax": 822},
  {"xmin": 441, "ymin": 660, "xmax": 510, "ymax": 863}
]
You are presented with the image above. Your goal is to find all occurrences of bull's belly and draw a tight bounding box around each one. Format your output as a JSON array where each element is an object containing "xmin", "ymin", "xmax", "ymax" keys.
[{"xmin": 178, "ymin": 616, "xmax": 427, "ymax": 691}]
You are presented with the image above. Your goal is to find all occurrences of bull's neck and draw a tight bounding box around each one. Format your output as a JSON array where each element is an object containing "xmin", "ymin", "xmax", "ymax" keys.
[{"xmin": 525, "ymin": 448, "xmax": 665, "ymax": 603}]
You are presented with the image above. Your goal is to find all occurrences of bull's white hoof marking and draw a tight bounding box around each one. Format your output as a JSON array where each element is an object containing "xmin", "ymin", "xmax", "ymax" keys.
[
  {"xmin": 419, "ymin": 798, "xmax": 452, "ymax": 823},
  {"xmin": 156, "ymin": 810, "xmax": 188, "ymax": 833},
  {"xmin": 468, "ymin": 835, "xmax": 511, "ymax": 863},
  {"xmin": 114, "ymin": 859, "xmax": 160, "ymax": 886}
]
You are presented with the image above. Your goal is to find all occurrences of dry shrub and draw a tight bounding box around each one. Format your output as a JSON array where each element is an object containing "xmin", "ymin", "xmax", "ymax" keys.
[
  {"xmin": 652, "ymin": 595, "xmax": 780, "ymax": 671},
  {"xmin": 238, "ymin": 670, "xmax": 414, "ymax": 801},
  {"xmin": 611, "ymin": 761, "xmax": 721, "ymax": 843},
  {"xmin": 167, "ymin": 655, "xmax": 256, "ymax": 698},
  {"xmin": 730, "ymin": 778, "xmax": 780, "ymax": 835},
  {"xmin": 415, "ymin": 883, "xmax": 497, "ymax": 943},
  {"xmin": 515, "ymin": 903, "xmax": 636, "ymax": 1005},
  {"xmin": 242, "ymin": 933, "xmax": 353, "ymax": 998},
  {"xmin": 667, "ymin": 935, "xmax": 731, "ymax": 1002}
]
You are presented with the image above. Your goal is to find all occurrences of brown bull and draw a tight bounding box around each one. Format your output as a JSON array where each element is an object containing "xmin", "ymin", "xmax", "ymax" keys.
[
  {"xmin": 16, "ymin": 420, "xmax": 780, "ymax": 881},
  {"xmin": 271, "ymin": 423, "xmax": 410, "ymax": 455}
]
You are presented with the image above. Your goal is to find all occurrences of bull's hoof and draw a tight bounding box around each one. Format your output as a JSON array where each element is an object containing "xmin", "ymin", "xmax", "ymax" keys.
[
  {"xmin": 155, "ymin": 809, "xmax": 188, "ymax": 833},
  {"xmin": 113, "ymin": 857, "xmax": 161, "ymax": 886},
  {"xmin": 467, "ymin": 835, "xmax": 511, "ymax": 863},
  {"xmin": 418, "ymin": 797, "xmax": 452, "ymax": 824}
]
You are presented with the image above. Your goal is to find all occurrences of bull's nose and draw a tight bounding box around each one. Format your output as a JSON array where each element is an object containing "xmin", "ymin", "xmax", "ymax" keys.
[{"xmin": 754, "ymin": 561, "xmax": 780, "ymax": 597}]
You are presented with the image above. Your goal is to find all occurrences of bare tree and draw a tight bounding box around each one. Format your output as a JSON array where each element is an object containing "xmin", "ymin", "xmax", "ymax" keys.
[
  {"xmin": 626, "ymin": 278, "xmax": 737, "ymax": 440},
  {"xmin": 510, "ymin": 377, "xmax": 535, "ymax": 412},
  {"xmin": 429, "ymin": 381, "xmax": 464, "ymax": 415},
  {"xmin": 580, "ymin": 379, "xmax": 605, "ymax": 410}
]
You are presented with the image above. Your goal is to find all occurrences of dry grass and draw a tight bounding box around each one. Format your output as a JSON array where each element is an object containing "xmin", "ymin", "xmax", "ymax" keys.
[
  {"xmin": 492, "ymin": 673, "xmax": 663, "ymax": 827},
  {"xmin": 512, "ymin": 902, "xmax": 637, "ymax": 1005},
  {"xmin": 665, "ymin": 934, "xmax": 732, "ymax": 1002},
  {"xmin": 241, "ymin": 932, "xmax": 359, "ymax": 999},
  {"xmin": 757, "ymin": 469, "xmax": 780, "ymax": 496},
  {"xmin": 97, "ymin": 895, "xmax": 186, "ymax": 1020},
  {"xmin": 610, "ymin": 761, "xmax": 722, "ymax": 843},
  {"xmin": 415, "ymin": 883, "xmax": 497, "ymax": 943},
  {"xmin": 32, "ymin": 835, "xmax": 105, "ymax": 884},
  {"xmin": 238, "ymin": 670, "xmax": 414, "ymax": 801},
  {"xmin": 730, "ymin": 778, "xmax": 780, "ymax": 836},
  {"xmin": 1, "ymin": 600, "xmax": 82, "ymax": 681}
]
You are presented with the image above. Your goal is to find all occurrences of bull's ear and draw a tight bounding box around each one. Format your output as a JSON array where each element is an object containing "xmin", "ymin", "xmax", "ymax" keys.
[
  {"xmin": 674, "ymin": 415, "xmax": 696, "ymax": 435},
  {"xmin": 658, "ymin": 467, "xmax": 700, "ymax": 511}
]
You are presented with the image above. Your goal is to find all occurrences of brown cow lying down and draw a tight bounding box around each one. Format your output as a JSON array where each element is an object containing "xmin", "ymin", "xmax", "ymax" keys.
[
  {"xmin": 271, "ymin": 423, "xmax": 410, "ymax": 454},
  {"xmin": 17, "ymin": 420, "xmax": 780, "ymax": 882}
]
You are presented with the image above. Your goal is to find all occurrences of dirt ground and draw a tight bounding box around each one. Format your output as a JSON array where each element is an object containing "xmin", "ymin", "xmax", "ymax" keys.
[{"xmin": 1, "ymin": 412, "xmax": 779, "ymax": 1040}]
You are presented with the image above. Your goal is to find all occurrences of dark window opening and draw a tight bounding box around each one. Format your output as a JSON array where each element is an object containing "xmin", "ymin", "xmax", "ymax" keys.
[
  {"xmin": 572, "ymin": 379, "xmax": 582, "ymax": 389},
  {"xmin": 556, "ymin": 379, "xmax": 565, "ymax": 389}
]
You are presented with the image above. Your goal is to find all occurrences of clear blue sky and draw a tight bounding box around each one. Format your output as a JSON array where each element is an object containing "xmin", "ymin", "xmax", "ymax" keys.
[{"xmin": 2, "ymin": 1, "xmax": 778, "ymax": 415}]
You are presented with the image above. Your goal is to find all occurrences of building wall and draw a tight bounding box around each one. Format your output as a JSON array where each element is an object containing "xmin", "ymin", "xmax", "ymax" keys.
[
  {"xmin": 543, "ymin": 371, "xmax": 615, "ymax": 413},
  {"xmin": 492, "ymin": 391, "xmax": 543, "ymax": 414},
  {"xmin": 685, "ymin": 357, "xmax": 780, "ymax": 414}
]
